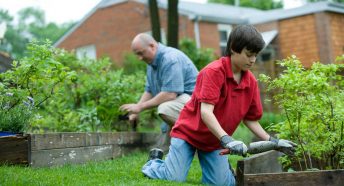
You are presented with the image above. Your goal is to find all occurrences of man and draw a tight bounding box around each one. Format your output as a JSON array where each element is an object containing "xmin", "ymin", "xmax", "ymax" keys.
[
  {"xmin": 120, "ymin": 33, "xmax": 198, "ymax": 150},
  {"xmin": 141, "ymin": 25, "xmax": 296, "ymax": 185}
]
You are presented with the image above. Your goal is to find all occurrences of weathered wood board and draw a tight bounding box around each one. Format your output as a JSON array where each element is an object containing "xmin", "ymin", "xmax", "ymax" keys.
[
  {"xmin": 0, "ymin": 132, "xmax": 159, "ymax": 167},
  {"xmin": 0, "ymin": 135, "xmax": 29, "ymax": 165},
  {"xmin": 236, "ymin": 150, "xmax": 344, "ymax": 186}
]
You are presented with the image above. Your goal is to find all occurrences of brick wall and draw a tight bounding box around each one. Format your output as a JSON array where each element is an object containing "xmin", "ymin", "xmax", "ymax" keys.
[
  {"xmin": 57, "ymin": 1, "xmax": 220, "ymax": 66},
  {"xmin": 279, "ymin": 14, "xmax": 319, "ymax": 68},
  {"xmin": 329, "ymin": 12, "xmax": 344, "ymax": 62}
]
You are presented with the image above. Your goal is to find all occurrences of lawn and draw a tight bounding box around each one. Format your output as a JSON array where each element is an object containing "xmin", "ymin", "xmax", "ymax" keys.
[{"xmin": 0, "ymin": 151, "xmax": 242, "ymax": 186}]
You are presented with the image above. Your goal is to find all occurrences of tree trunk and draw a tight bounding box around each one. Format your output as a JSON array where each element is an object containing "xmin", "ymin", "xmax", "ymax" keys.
[
  {"xmin": 148, "ymin": 0, "xmax": 161, "ymax": 42},
  {"xmin": 167, "ymin": 0, "xmax": 179, "ymax": 48}
]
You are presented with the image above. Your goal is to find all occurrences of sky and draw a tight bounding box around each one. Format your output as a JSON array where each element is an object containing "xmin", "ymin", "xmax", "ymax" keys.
[{"xmin": 0, "ymin": 0, "xmax": 305, "ymax": 24}]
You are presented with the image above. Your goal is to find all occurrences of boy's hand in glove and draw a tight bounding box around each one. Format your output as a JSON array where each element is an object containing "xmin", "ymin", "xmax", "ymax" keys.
[
  {"xmin": 269, "ymin": 136, "xmax": 297, "ymax": 156},
  {"xmin": 219, "ymin": 135, "xmax": 247, "ymax": 156}
]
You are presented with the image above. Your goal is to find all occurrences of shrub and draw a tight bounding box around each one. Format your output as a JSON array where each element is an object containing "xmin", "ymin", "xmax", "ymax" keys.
[
  {"xmin": 259, "ymin": 55, "xmax": 344, "ymax": 170},
  {"xmin": 179, "ymin": 38, "xmax": 216, "ymax": 70},
  {"xmin": 0, "ymin": 40, "xmax": 73, "ymax": 133}
]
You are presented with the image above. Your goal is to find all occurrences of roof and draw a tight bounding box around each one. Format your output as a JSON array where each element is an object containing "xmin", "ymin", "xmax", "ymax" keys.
[
  {"xmin": 249, "ymin": 1, "xmax": 344, "ymax": 24},
  {"xmin": 54, "ymin": 0, "xmax": 344, "ymax": 47},
  {"xmin": 54, "ymin": 0, "xmax": 263, "ymax": 46}
]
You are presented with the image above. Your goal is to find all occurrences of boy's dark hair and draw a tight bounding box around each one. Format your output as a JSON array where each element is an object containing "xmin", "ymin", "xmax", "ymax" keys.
[{"xmin": 225, "ymin": 25, "xmax": 265, "ymax": 56}]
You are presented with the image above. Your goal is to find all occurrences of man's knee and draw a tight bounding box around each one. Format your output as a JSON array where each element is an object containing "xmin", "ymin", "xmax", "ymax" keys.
[{"xmin": 157, "ymin": 102, "xmax": 178, "ymax": 123}]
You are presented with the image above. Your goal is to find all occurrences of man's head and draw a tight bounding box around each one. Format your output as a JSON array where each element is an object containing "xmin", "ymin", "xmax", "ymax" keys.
[
  {"xmin": 225, "ymin": 25, "xmax": 265, "ymax": 71},
  {"xmin": 131, "ymin": 33, "xmax": 158, "ymax": 64}
]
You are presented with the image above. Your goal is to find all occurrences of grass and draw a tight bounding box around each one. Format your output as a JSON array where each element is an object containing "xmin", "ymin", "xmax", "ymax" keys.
[{"xmin": 0, "ymin": 152, "xmax": 242, "ymax": 186}]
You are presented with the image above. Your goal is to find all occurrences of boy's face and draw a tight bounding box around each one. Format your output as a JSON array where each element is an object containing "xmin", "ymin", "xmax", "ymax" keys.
[{"xmin": 231, "ymin": 48, "xmax": 257, "ymax": 72}]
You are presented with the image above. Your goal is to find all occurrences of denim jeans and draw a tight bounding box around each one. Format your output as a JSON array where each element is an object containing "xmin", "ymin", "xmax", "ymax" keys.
[{"xmin": 142, "ymin": 137, "xmax": 236, "ymax": 186}]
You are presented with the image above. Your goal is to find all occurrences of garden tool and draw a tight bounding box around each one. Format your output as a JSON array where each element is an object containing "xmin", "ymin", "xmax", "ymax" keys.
[{"xmin": 245, "ymin": 139, "xmax": 297, "ymax": 157}]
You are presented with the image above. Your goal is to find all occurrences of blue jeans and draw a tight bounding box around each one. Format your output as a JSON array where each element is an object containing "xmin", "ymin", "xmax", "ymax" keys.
[{"xmin": 142, "ymin": 138, "xmax": 236, "ymax": 186}]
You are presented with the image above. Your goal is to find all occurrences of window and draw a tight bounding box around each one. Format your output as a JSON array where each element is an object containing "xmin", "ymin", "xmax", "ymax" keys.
[
  {"xmin": 76, "ymin": 44, "xmax": 96, "ymax": 60},
  {"xmin": 218, "ymin": 24, "xmax": 232, "ymax": 56}
]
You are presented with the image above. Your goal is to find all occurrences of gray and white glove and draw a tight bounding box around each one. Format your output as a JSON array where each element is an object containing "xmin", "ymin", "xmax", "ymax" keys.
[
  {"xmin": 269, "ymin": 136, "xmax": 297, "ymax": 156},
  {"xmin": 220, "ymin": 135, "xmax": 248, "ymax": 156}
]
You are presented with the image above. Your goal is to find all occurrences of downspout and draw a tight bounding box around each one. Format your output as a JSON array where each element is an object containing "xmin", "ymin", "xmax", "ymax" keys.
[{"xmin": 193, "ymin": 15, "xmax": 201, "ymax": 49}]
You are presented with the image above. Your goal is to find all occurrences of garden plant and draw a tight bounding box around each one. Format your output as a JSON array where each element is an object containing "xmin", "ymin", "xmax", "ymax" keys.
[{"xmin": 259, "ymin": 55, "xmax": 344, "ymax": 170}]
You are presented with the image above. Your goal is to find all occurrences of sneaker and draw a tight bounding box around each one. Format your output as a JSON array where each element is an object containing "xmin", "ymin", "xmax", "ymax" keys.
[{"xmin": 148, "ymin": 148, "xmax": 164, "ymax": 161}]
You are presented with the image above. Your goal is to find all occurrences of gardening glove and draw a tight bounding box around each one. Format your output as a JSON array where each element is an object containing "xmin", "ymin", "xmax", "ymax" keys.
[
  {"xmin": 269, "ymin": 136, "xmax": 297, "ymax": 156},
  {"xmin": 220, "ymin": 135, "xmax": 247, "ymax": 156}
]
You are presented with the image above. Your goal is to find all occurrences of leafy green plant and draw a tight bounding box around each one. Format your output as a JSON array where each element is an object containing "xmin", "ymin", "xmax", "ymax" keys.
[
  {"xmin": 30, "ymin": 52, "xmax": 152, "ymax": 132},
  {"xmin": 179, "ymin": 38, "xmax": 216, "ymax": 70},
  {"xmin": 0, "ymin": 40, "xmax": 74, "ymax": 133},
  {"xmin": 259, "ymin": 55, "xmax": 344, "ymax": 170},
  {"xmin": 259, "ymin": 112, "xmax": 285, "ymax": 131}
]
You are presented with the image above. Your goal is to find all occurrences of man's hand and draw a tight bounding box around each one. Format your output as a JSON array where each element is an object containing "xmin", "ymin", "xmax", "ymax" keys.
[
  {"xmin": 220, "ymin": 135, "xmax": 247, "ymax": 156},
  {"xmin": 269, "ymin": 136, "xmax": 297, "ymax": 156},
  {"xmin": 128, "ymin": 113, "xmax": 139, "ymax": 124},
  {"xmin": 119, "ymin": 103, "xmax": 142, "ymax": 114}
]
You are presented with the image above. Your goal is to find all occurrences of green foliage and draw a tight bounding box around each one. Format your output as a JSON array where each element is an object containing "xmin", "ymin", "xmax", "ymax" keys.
[
  {"xmin": 259, "ymin": 55, "xmax": 344, "ymax": 170},
  {"xmin": 179, "ymin": 38, "xmax": 216, "ymax": 70},
  {"xmin": 30, "ymin": 51, "xmax": 149, "ymax": 132},
  {"xmin": 208, "ymin": 0, "xmax": 283, "ymax": 10},
  {"xmin": 0, "ymin": 102, "xmax": 32, "ymax": 132},
  {"xmin": 122, "ymin": 52, "xmax": 147, "ymax": 74},
  {"xmin": 0, "ymin": 41, "xmax": 73, "ymax": 133},
  {"xmin": 259, "ymin": 112, "xmax": 285, "ymax": 131},
  {"xmin": 0, "ymin": 7, "xmax": 74, "ymax": 59}
]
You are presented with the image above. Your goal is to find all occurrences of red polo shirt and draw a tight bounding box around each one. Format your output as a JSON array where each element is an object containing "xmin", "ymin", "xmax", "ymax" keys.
[{"xmin": 170, "ymin": 56, "xmax": 263, "ymax": 152}]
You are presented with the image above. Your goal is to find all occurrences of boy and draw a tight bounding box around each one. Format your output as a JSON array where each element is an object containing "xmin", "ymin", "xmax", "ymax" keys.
[{"xmin": 142, "ymin": 25, "xmax": 296, "ymax": 186}]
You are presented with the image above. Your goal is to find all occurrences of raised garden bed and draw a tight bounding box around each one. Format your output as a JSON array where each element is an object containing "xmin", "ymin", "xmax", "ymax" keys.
[
  {"xmin": 0, "ymin": 132, "xmax": 158, "ymax": 167},
  {"xmin": 236, "ymin": 150, "xmax": 344, "ymax": 186}
]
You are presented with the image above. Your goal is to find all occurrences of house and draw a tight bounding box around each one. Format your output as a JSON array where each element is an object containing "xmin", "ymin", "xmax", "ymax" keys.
[
  {"xmin": 54, "ymin": 0, "xmax": 265, "ymax": 64},
  {"xmin": 54, "ymin": 0, "xmax": 344, "ymax": 67}
]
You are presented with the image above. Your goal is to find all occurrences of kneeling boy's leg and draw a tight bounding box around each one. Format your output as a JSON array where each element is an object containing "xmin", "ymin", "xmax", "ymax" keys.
[
  {"xmin": 198, "ymin": 150, "xmax": 236, "ymax": 186},
  {"xmin": 142, "ymin": 138, "xmax": 195, "ymax": 182}
]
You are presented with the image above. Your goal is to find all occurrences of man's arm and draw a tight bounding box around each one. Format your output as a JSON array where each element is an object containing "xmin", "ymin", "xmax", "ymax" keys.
[
  {"xmin": 120, "ymin": 91, "xmax": 177, "ymax": 114},
  {"xmin": 243, "ymin": 120, "xmax": 270, "ymax": 141},
  {"xmin": 139, "ymin": 91, "xmax": 177, "ymax": 111}
]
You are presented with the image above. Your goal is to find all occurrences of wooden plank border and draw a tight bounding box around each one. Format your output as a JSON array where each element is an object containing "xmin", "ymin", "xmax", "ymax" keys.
[
  {"xmin": 1, "ymin": 132, "xmax": 159, "ymax": 167},
  {"xmin": 236, "ymin": 150, "xmax": 344, "ymax": 186}
]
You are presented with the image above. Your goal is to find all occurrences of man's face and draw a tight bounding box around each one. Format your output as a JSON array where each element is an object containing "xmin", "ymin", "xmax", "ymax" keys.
[
  {"xmin": 231, "ymin": 48, "xmax": 257, "ymax": 72},
  {"xmin": 132, "ymin": 43, "xmax": 155, "ymax": 64}
]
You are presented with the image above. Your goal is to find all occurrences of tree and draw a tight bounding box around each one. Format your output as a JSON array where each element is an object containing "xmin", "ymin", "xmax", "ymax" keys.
[
  {"xmin": 148, "ymin": 0, "xmax": 161, "ymax": 42},
  {"xmin": 208, "ymin": 0, "xmax": 283, "ymax": 10},
  {"xmin": 0, "ymin": 7, "xmax": 74, "ymax": 59},
  {"xmin": 167, "ymin": 0, "xmax": 179, "ymax": 48}
]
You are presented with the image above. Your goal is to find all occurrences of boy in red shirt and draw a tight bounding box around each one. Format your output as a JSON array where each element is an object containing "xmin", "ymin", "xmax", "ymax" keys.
[{"xmin": 142, "ymin": 25, "xmax": 296, "ymax": 186}]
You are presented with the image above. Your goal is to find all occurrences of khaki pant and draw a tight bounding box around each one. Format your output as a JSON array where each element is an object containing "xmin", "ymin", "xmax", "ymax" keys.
[{"xmin": 157, "ymin": 93, "xmax": 191, "ymax": 122}]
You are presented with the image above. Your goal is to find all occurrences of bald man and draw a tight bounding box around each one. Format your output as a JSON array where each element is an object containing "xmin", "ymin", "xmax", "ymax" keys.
[{"xmin": 120, "ymin": 33, "xmax": 198, "ymax": 151}]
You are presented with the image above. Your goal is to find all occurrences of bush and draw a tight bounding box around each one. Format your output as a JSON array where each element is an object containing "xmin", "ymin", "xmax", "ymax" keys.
[
  {"xmin": 0, "ymin": 40, "xmax": 73, "ymax": 133},
  {"xmin": 259, "ymin": 112, "xmax": 285, "ymax": 131},
  {"xmin": 259, "ymin": 55, "xmax": 344, "ymax": 170},
  {"xmin": 179, "ymin": 38, "xmax": 216, "ymax": 70}
]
